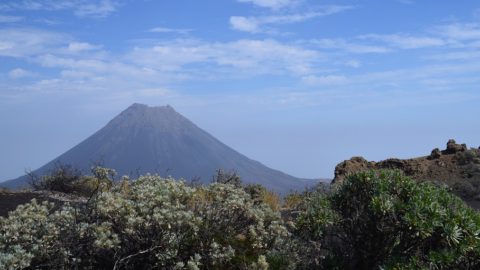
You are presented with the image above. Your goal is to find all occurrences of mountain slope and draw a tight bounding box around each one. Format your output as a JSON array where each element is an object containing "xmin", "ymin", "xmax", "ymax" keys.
[{"xmin": 2, "ymin": 104, "xmax": 318, "ymax": 193}]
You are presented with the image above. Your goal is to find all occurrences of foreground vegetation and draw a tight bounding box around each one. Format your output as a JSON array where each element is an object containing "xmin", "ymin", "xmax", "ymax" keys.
[{"xmin": 1, "ymin": 168, "xmax": 480, "ymax": 269}]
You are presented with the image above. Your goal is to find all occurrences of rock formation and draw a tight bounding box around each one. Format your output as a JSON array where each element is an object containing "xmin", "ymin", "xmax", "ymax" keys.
[{"xmin": 333, "ymin": 140, "xmax": 480, "ymax": 200}]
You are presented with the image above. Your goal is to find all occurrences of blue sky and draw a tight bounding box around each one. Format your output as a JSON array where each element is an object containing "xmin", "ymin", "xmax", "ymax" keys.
[{"xmin": 1, "ymin": 0, "xmax": 480, "ymax": 181}]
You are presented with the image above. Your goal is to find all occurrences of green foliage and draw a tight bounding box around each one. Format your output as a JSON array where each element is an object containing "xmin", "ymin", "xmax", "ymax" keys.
[{"xmin": 295, "ymin": 170, "xmax": 480, "ymax": 269}]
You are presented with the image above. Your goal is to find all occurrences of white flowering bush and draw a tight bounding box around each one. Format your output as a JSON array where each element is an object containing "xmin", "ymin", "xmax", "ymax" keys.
[
  {"xmin": 0, "ymin": 200, "xmax": 93, "ymax": 269},
  {"xmin": 0, "ymin": 175, "xmax": 292, "ymax": 269}
]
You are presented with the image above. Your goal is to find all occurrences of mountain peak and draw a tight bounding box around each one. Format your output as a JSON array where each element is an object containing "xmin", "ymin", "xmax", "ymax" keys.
[
  {"xmin": 113, "ymin": 103, "xmax": 183, "ymax": 129},
  {"xmin": 127, "ymin": 103, "xmax": 176, "ymax": 113},
  {"xmin": 2, "ymin": 104, "xmax": 316, "ymax": 193},
  {"xmin": 129, "ymin": 102, "xmax": 148, "ymax": 108}
]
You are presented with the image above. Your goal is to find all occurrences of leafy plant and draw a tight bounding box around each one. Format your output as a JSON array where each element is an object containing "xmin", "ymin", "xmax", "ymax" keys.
[{"xmin": 295, "ymin": 170, "xmax": 480, "ymax": 269}]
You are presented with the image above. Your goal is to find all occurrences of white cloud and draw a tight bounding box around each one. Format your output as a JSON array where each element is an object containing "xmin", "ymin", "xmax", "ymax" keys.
[
  {"xmin": 37, "ymin": 54, "xmax": 126, "ymax": 75},
  {"xmin": 8, "ymin": 68, "xmax": 35, "ymax": 79},
  {"xmin": 34, "ymin": 18, "xmax": 61, "ymax": 25},
  {"xmin": 301, "ymin": 75, "xmax": 348, "ymax": 86},
  {"xmin": 27, "ymin": 52, "xmax": 169, "ymax": 94},
  {"xmin": 0, "ymin": 14, "xmax": 23, "ymax": 23},
  {"xmin": 345, "ymin": 60, "xmax": 361, "ymax": 68},
  {"xmin": 313, "ymin": 33, "xmax": 445, "ymax": 55},
  {"xmin": 230, "ymin": 6, "xmax": 353, "ymax": 33},
  {"xmin": 237, "ymin": 0, "xmax": 299, "ymax": 10},
  {"xmin": 148, "ymin": 27, "xmax": 192, "ymax": 35},
  {"xmin": 74, "ymin": 0, "xmax": 118, "ymax": 18},
  {"xmin": 3, "ymin": 18, "xmax": 480, "ymax": 110},
  {"xmin": 0, "ymin": 28, "xmax": 69, "ymax": 57},
  {"xmin": 68, "ymin": 42, "xmax": 102, "ymax": 52},
  {"xmin": 0, "ymin": 41, "xmax": 14, "ymax": 51},
  {"xmin": 128, "ymin": 39, "xmax": 320, "ymax": 76},
  {"xmin": 437, "ymin": 23, "xmax": 480, "ymax": 41},
  {"xmin": 425, "ymin": 51, "xmax": 480, "ymax": 61},
  {"xmin": 339, "ymin": 62, "xmax": 480, "ymax": 91},
  {"xmin": 0, "ymin": 29, "xmax": 102, "ymax": 60},
  {"xmin": 230, "ymin": 16, "xmax": 260, "ymax": 33},
  {"xmin": 262, "ymin": 6, "xmax": 353, "ymax": 24},
  {"xmin": 361, "ymin": 34, "xmax": 445, "ymax": 49},
  {"xmin": 60, "ymin": 69, "xmax": 93, "ymax": 79},
  {"xmin": 0, "ymin": 0, "xmax": 120, "ymax": 18},
  {"xmin": 312, "ymin": 38, "xmax": 390, "ymax": 54}
]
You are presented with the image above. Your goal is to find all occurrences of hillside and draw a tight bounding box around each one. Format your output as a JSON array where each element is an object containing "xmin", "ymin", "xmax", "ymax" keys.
[
  {"xmin": 1, "ymin": 103, "xmax": 318, "ymax": 194},
  {"xmin": 333, "ymin": 139, "xmax": 480, "ymax": 200}
]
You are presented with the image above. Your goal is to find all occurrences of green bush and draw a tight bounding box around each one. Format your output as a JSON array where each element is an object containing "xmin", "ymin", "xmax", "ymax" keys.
[{"xmin": 295, "ymin": 170, "xmax": 480, "ymax": 269}]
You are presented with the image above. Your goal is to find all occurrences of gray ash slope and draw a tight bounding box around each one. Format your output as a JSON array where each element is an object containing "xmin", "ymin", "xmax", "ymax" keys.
[{"xmin": 2, "ymin": 104, "xmax": 318, "ymax": 193}]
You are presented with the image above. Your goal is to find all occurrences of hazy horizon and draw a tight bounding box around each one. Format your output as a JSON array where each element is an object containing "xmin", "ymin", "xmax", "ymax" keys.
[{"xmin": 1, "ymin": 0, "xmax": 480, "ymax": 181}]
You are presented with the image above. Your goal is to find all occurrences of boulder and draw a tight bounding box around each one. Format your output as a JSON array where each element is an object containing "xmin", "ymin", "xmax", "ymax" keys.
[
  {"xmin": 333, "ymin": 156, "xmax": 373, "ymax": 183},
  {"xmin": 429, "ymin": 148, "xmax": 441, "ymax": 160},
  {"xmin": 444, "ymin": 139, "xmax": 467, "ymax": 154}
]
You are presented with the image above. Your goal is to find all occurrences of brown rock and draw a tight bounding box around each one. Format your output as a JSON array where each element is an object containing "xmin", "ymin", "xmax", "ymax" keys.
[
  {"xmin": 429, "ymin": 148, "xmax": 442, "ymax": 159},
  {"xmin": 333, "ymin": 156, "xmax": 374, "ymax": 183},
  {"xmin": 444, "ymin": 139, "xmax": 467, "ymax": 154}
]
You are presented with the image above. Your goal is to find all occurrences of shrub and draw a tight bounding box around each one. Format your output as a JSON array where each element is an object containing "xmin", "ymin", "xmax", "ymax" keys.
[
  {"xmin": 283, "ymin": 192, "xmax": 303, "ymax": 210},
  {"xmin": 244, "ymin": 184, "xmax": 281, "ymax": 212},
  {"xmin": 1, "ymin": 175, "xmax": 290, "ymax": 269},
  {"xmin": 5, "ymin": 169, "xmax": 480, "ymax": 269},
  {"xmin": 29, "ymin": 164, "xmax": 115, "ymax": 197},
  {"xmin": 456, "ymin": 149, "xmax": 480, "ymax": 166},
  {"xmin": 452, "ymin": 180, "xmax": 477, "ymax": 198},
  {"xmin": 0, "ymin": 200, "xmax": 96, "ymax": 269},
  {"xmin": 295, "ymin": 170, "xmax": 480, "ymax": 269},
  {"xmin": 29, "ymin": 164, "xmax": 83, "ymax": 194},
  {"xmin": 212, "ymin": 169, "xmax": 242, "ymax": 187}
]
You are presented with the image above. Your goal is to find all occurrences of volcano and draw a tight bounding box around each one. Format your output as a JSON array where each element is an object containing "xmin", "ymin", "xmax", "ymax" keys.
[{"xmin": 2, "ymin": 103, "xmax": 318, "ymax": 193}]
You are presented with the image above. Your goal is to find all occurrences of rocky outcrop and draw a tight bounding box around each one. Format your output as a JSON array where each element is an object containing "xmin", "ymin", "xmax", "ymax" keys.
[
  {"xmin": 444, "ymin": 139, "xmax": 467, "ymax": 154},
  {"xmin": 429, "ymin": 148, "xmax": 441, "ymax": 159},
  {"xmin": 334, "ymin": 157, "xmax": 375, "ymax": 183},
  {"xmin": 333, "ymin": 140, "xmax": 480, "ymax": 188}
]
